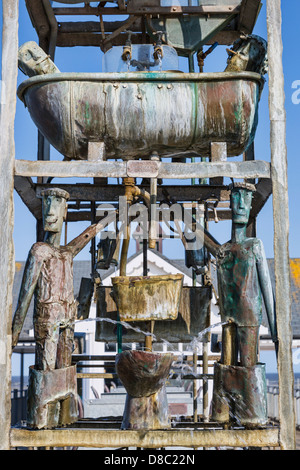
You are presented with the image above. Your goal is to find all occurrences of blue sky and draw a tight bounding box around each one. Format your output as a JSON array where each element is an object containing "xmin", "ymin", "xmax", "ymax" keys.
[{"xmin": 2, "ymin": 1, "xmax": 300, "ymax": 374}]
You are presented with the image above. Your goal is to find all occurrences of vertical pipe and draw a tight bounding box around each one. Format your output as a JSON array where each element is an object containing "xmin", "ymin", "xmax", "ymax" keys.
[
  {"xmin": 91, "ymin": 201, "xmax": 96, "ymax": 273},
  {"xmin": 20, "ymin": 352, "xmax": 24, "ymax": 397},
  {"xmin": 0, "ymin": 0, "xmax": 19, "ymax": 450},
  {"xmin": 202, "ymin": 343, "xmax": 209, "ymax": 422},
  {"xmin": 193, "ymin": 351, "xmax": 197, "ymax": 422},
  {"xmin": 143, "ymin": 239, "xmax": 153, "ymax": 351},
  {"xmin": 266, "ymin": 0, "xmax": 296, "ymax": 450}
]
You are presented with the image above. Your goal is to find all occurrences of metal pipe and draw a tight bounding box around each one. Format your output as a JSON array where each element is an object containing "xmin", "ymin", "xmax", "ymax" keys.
[
  {"xmin": 193, "ymin": 351, "xmax": 197, "ymax": 422},
  {"xmin": 202, "ymin": 343, "xmax": 209, "ymax": 422},
  {"xmin": 149, "ymin": 173, "xmax": 158, "ymax": 250}
]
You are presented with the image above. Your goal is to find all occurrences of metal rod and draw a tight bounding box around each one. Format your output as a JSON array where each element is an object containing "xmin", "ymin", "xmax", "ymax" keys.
[
  {"xmin": 202, "ymin": 342, "xmax": 209, "ymax": 422},
  {"xmin": 266, "ymin": 0, "xmax": 296, "ymax": 450},
  {"xmin": 193, "ymin": 351, "xmax": 198, "ymax": 422}
]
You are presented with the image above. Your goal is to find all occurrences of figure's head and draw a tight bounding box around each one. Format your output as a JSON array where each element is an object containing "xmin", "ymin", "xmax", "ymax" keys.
[
  {"xmin": 18, "ymin": 41, "xmax": 60, "ymax": 77},
  {"xmin": 225, "ymin": 34, "xmax": 268, "ymax": 76},
  {"xmin": 41, "ymin": 188, "xmax": 70, "ymax": 234},
  {"xmin": 229, "ymin": 182, "xmax": 256, "ymax": 225}
]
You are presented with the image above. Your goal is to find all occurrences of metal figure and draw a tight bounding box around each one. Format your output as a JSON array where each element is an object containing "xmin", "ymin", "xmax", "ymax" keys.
[
  {"xmin": 203, "ymin": 183, "xmax": 277, "ymax": 426},
  {"xmin": 214, "ymin": 183, "xmax": 277, "ymax": 366},
  {"xmin": 225, "ymin": 34, "xmax": 268, "ymax": 76},
  {"xmin": 12, "ymin": 188, "xmax": 111, "ymax": 428}
]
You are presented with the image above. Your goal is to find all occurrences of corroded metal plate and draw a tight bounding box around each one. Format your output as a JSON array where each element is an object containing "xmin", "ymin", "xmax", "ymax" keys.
[{"xmin": 95, "ymin": 285, "xmax": 212, "ymax": 343}]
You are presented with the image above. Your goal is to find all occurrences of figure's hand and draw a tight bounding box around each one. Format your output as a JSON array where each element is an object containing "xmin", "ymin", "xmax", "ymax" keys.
[{"xmin": 12, "ymin": 330, "xmax": 19, "ymax": 350}]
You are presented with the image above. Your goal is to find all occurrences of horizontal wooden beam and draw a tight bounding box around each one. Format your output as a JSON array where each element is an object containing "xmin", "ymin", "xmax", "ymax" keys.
[
  {"xmin": 10, "ymin": 427, "xmax": 280, "ymax": 449},
  {"xmin": 15, "ymin": 160, "xmax": 271, "ymax": 180},
  {"xmin": 53, "ymin": 5, "xmax": 240, "ymax": 16},
  {"xmin": 36, "ymin": 183, "xmax": 231, "ymax": 203},
  {"xmin": 14, "ymin": 175, "xmax": 271, "ymax": 225},
  {"xmin": 56, "ymin": 30, "xmax": 240, "ymax": 48}
]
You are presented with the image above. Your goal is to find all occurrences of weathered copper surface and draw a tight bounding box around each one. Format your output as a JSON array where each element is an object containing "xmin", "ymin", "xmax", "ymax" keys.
[
  {"xmin": 95, "ymin": 285, "xmax": 211, "ymax": 342},
  {"xmin": 17, "ymin": 72, "xmax": 264, "ymax": 160},
  {"xmin": 27, "ymin": 365, "xmax": 78, "ymax": 429},
  {"xmin": 203, "ymin": 184, "xmax": 276, "ymax": 428},
  {"xmin": 121, "ymin": 387, "xmax": 170, "ymax": 430},
  {"xmin": 111, "ymin": 274, "xmax": 183, "ymax": 322},
  {"xmin": 116, "ymin": 350, "xmax": 173, "ymax": 397},
  {"xmin": 116, "ymin": 350, "xmax": 173, "ymax": 430},
  {"xmin": 211, "ymin": 362, "xmax": 268, "ymax": 428}
]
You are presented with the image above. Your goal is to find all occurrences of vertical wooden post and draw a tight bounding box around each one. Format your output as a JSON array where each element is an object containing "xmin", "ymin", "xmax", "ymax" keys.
[
  {"xmin": 266, "ymin": 0, "xmax": 296, "ymax": 450},
  {"xmin": 0, "ymin": 0, "xmax": 19, "ymax": 450}
]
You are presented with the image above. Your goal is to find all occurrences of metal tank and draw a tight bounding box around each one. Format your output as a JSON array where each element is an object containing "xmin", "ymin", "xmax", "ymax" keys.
[{"xmin": 17, "ymin": 71, "xmax": 263, "ymax": 161}]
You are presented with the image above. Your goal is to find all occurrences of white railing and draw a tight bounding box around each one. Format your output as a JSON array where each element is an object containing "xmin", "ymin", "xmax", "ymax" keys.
[{"xmin": 267, "ymin": 383, "xmax": 300, "ymax": 428}]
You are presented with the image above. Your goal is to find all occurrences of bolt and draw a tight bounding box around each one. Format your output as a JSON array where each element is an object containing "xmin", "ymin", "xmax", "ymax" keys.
[
  {"xmin": 157, "ymin": 84, "xmax": 163, "ymax": 89},
  {"xmin": 167, "ymin": 84, "xmax": 172, "ymax": 90},
  {"xmin": 137, "ymin": 94, "xmax": 142, "ymax": 100}
]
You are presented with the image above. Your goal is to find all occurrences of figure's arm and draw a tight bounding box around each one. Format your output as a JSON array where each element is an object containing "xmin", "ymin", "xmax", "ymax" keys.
[
  {"xmin": 188, "ymin": 212, "xmax": 222, "ymax": 258},
  {"xmin": 67, "ymin": 213, "xmax": 116, "ymax": 258},
  {"xmin": 256, "ymin": 240, "xmax": 278, "ymax": 343},
  {"xmin": 201, "ymin": 226, "xmax": 222, "ymax": 258},
  {"xmin": 12, "ymin": 246, "xmax": 43, "ymax": 349}
]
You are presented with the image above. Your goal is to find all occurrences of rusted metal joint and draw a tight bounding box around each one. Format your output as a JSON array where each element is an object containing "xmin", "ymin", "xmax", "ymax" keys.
[
  {"xmin": 123, "ymin": 177, "xmax": 150, "ymax": 206},
  {"xmin": 121, "ymin": 44, "xmax": 132, "ymax": 62},
  {"xmin": 153, "ymin": 31, "xmax": 164, "ymax": 61},
  {"xmin": 197, "ymin": 42, "xmax": 218, "ymax": 71},
  {"xmin": 121, "ymin": 32, "xmax": 132, "ymax": 61}
]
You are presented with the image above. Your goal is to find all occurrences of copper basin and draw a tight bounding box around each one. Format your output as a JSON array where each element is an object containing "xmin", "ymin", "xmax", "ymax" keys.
[{"xmin": 17, "ymin": 71, "xmax": 264, "ymax": 160}]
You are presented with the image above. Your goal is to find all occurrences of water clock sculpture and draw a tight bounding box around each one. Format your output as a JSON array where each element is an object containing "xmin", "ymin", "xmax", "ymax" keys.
[{"xmin": 14, "ymin": 2, "xmax": 271, "ymax": 432}]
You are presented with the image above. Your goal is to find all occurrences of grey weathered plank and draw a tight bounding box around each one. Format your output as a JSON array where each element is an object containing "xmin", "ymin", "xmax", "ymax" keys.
[
  {"xmin": 267, "ymin": 0, "xmax": 296, "ymax": 450},
  {"xmin": 15, "ymin": 160, "xmax": 271, "ymax": 180},
  {"xmin": 10, "ymin": 427, "xmax": 279, "ymax": 449},
  {"xmin": 0, "ymin": 0, "xmax": 19, "ymax": 451}
]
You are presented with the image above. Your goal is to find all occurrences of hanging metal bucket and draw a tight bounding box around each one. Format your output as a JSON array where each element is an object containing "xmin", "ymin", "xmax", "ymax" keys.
[{"xmin": 111, "ymin": 274, "xmax": 183, "ymax": 322}]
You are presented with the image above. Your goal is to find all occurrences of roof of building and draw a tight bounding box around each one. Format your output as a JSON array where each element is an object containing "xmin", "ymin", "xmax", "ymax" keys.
[{"xmin": 12, "ymin": 253, "xmax": 300, "ymax": 340}]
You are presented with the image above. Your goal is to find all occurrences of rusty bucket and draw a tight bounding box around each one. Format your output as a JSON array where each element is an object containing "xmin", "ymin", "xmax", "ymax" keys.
[{"xmin": 111, "ymin": 274, "xmax": 183, "ymax": 322}]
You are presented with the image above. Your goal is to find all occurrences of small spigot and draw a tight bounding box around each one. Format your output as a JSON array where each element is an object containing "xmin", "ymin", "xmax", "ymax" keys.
[
  {"xmin": 121, "ymin": 32, "xmax": 132, "ymax": 62},
  {"xmin": 153, "ymin": 31, "xmax": 164, "ymax": 61}
]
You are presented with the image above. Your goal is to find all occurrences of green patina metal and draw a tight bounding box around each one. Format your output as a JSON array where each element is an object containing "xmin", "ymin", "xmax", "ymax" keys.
[
  {"xmin": 202, "ymin": 183, "xmax": 277, "ymax": 427},
  {"xmin": 17, "ymin": 71, "xmax": 264, "ymax": 161}
]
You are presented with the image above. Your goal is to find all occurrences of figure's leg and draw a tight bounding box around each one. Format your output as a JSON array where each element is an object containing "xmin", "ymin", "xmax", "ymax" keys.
[
  {"xmin": 237, "ymin": 326, "xmax": 259, "ymax": 367},
  {"xmin": 34, "ymin": 321, "xmax": 59, "ymax": 371},
  {"xmin": 56, "ymin": 322, "xmax": 75, "ymax": 369},
  {"xmin": 221, "ymin": 322, "xmax": 238, "ymax": 365}
]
